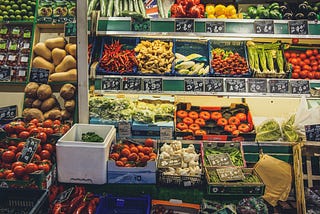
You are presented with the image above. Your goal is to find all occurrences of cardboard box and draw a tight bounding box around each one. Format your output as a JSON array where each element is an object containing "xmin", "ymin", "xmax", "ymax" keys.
[{"xmin": 56, "ymin": 124, "xmax": 116, "ymax": 184}]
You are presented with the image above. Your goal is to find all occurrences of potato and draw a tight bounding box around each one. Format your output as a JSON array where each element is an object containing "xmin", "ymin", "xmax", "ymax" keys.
[
  {"xmin": 24, "ymin": 82, "xmax": 39, "ymax": 98},
  {"xmin": 64, "ymin": 99, "xmax": 75, "ymax": 112},
  {"xmin": 60, "ymin": 83, "xmax": 76, "ymax": 100},
  {"xmin": 41, "ymin": 97, "xmax": 57, "ymax": 112},
  {"xmin": 37, "ymin": 84, "xmax": 52, "ymax": 101},
  {"xmin": 44, "ymin": 109, "xmax": 62, "ymax": 120},
  {"xmin": 24, "ymin": 97, "xmax": 35, "ymax": 108},
  {"xmin": 22, "ymin": 108, "xmax": 44, "ymax": 122},
  {"xmin": 61, "ymin": 109, "xmax": 72, "ymax": 120},
  {"xmin": 32, "ymin": 99, "xmax": 42, "ymax": 108}
]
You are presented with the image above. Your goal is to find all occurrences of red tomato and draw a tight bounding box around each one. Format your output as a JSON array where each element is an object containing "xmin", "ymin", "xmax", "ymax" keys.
[
  {"xmin": 8, "ymin": 146, "xmax": 17, "ymax": 153},
  {"xmin": 308, "ymin": 72, "xmax": 315, "ymax": 79},
  {"xmin": 53, "ymin": 120, "xmax": 61, "ymax": 126},
  {"xmin": 238, "ymin": 124, "xmax": 251, "ymax": 133},
  {"xmin": 299, "ymin": 53, "xmax": 307, "ymax": 60},
  {"xmin": 0, "ymin": 171, "xmax": 4, "ymax": 179},
  {"xmin": 39, "ymin": 149, "xmax": 51, "ymax": 160},
  {"xmin": 306, "ymin": 50, "xmax": 313, "ymax": 57},
  {"xmin": 228, "ymin": 116, "xmax": 240, "ymax": 126},
  {"xmin": 2, "ymin": 150, "xmax": 15, "ymax": 163},
  {"xmin": 18, "ymin": 131, "xmax": 30, "ymax": 139},
  {"xmin": 217, "ymin": 118, "xmax": 228, "ymax": 126},
  {"xmin": 211, "ymin": 112, "xmax": 222, "ymax": 120},
  {"xmin": 224, "ymin": 125, "xmax": 237, "ymax": 133},
  {"xmin": 29, "ymin": 127, "xmax": 40, "ymax": 136},
  {"xmin": 6, "ymin": 172, "xmax": 15, "ymax": 180},
  {"xmin": 312, "ymin": 65, "xmax": 318, "ymax": 72},
  {"xmin": 26, "ymin": 124, "xmax": 37, "ymax": 132},
  {"xmin": 313, "ymin": 49, "xmax": 319, "ymax": 55},
  {"xmin": 304, "ymin": 59, "xmax": 311, "ymax": 65},
  {"xmin": 43, "ymin": 128, "xmax": 54, "ymax": 135},
  {"xmin": 36, "ymin": 132, "xmax": 47, "ymax": 144},
  {"xmin": 15, "ymin": 152, "xmax": 22, "ymax": 160},
  {"xmin": 36, "ymin": 144, "xmax": 42, "ymax": 154},
  {"xmin": 38, "ymin": 164, "xmax": 50, "ymax": 173},
  {"xmin": 316, "ymin": 54, "xmax": 320, "ymax": 60},
  {"xmin": 291, "ymin": 72, "xmax": 300, "ymax": 79},
  {"xmin": 25, "ymin": 163, "xmax": 39, "ymax": 174},
  {"xmin": 13, "ymin": 165, "xmax": 25, "ymax": 177},
  {"xmin": 303, "ymin": 65, "xmax": 312, "ymax": 71},
  {"xmin": 299, "ymin": 70, "xmax": 308, "ymax": 79},
  {"xmin": 43, "ymin": 119, "xmax": 53, "ymax": 128},
  {"xmin": 290, "ymin": 58, "xmax": 298, "ymax": 65},
  {"xmin": 3, "ymin": 123, "xmax": 14, "ymax": 134},
  {"xmin": 32, "ymin": 154, "xmax": 41, "ymax": 162},
  {"xmin": 292, "ymin": 38, "xmax": 299, "ymax": 44},
  {"xmin": 284, "ymin": 52, "xmax": 291, "ymax": 59},
  {"xmin": 61, "ymin": 125, "xmax": 70, "ymax": 134},
  {"xmin": 235, "ymin": 113, "xmax": 247, "ymax": 122},
  {"xmin": 314, "ymin": 72, "xmax": 320, "ymax": 79},
  {"xmin": 290, "ymin": 52, "xmax": 297, "ymax": 58},
  {"xmin": 30, "ymin": 119, "xmax": 39, "ymax": 126},
  {"xmin": 11, "ymin": 161, "xmax": 25, "ymax": 169},
  {"xmin": 144, "ymin": 138, "xmax": 154, "ymax": 147},
  {"xmin": 14, "ymin": 124, "xmax": 26, "ymax": 134},
  {"xmin": 42, "ymin": 144, "xmax": 54, "ymax": 154}
]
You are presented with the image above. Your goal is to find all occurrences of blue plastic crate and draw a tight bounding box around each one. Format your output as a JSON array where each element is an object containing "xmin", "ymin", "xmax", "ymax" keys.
[
  {"xmin": 95, "ymin": 194, "xmax": 151, "ymax": 214},
  {"xmin": 174, "ymin": 39, "xmax": 211, "ymax": 76},
  {"xmin": 209, "ymin": 40, "xmax": 252, "ymax": 78},
  {"xmin": 96, "ymin": 36, "xmax": 139, "ymax": 75}
]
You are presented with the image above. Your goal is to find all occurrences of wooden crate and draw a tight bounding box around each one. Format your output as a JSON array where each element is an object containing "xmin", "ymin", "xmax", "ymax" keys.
[{"xmin": 302, "ymin": 142, "xmax": 320, "ymax": 188}]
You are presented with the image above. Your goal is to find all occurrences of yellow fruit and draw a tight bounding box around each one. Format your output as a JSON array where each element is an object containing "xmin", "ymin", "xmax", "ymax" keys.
[
  {"xmin": 207, "ymin": 14, "xmax": 216, "ymax": 18},
  {"xmin": 205, "ymin": 4, "xmax": 215, "ymax": 15},
  {"xmin": 214, "ymin": 4, "xmax": 226, "ymax": 17},
  {"xmin": 225, "ymin": 5, "xmax": 237, "ymax": 17},
  {"xmin": 238, "ymin": 13, "xmax": 243, "ymax": 19},
  {"xmin": 230, "ymin": 14, "xmax": 238, "ymax": 19},
  {"xmin": 217, "ymin": 14, "xmax": 227, "ymax": 19}
]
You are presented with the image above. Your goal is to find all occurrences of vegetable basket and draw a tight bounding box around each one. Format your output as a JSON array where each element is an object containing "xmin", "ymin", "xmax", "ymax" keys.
[
  {"xmin": 174, "ymin": 39, "xmax": 211, "ymax": 76},
  {"xmin": 0, "ymin": 189, "xmax": 49, "ymax": 214},
  {"xmin": 157, "ymin": 140, "xmax": 204, "ymax": 188},
  {"xmin": 96, "ymin": 36, "xmax": 139, "ymax": 75},
  {"xmin": 247, "ymin": 41, "xmax": 291, "ymax": 79},
  {"xmin": 209, "ymin": 40, "xmax": 252, "ymax": 77}
]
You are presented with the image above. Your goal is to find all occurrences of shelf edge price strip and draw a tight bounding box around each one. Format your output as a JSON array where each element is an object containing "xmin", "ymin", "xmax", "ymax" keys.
[
  {"xmin": 290, "ymin": 80, "xmax": 310, "ymax": 94},
  {"xmin": 175, "ymin": 19, "xmax": 195, "ymax": 32},
  {"xmin": 206, "ymin": 21, "xmax": 225, "ymax": 33},
  {"xmin": 288, "ymin": 20, "xmax": 308, "ymax": 35},
  {"xmin": 254, "ymin": 20, "xmax": 274, "ymax": 34},
  {"xmin": 184, "ymin": 78, "xmax": 204, "ymax": 92}
]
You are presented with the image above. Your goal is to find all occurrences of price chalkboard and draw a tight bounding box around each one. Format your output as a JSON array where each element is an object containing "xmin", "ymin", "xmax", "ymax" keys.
[
  {"xmin": 0, "ymin": 66, "xmax": 11, "ymax": 82},
  {"xmin": 269, "ymin": 79, "xmax": 289, "ymax": 93},
  {"xmin": 122, "ymin": 77, "xmax": 141, "ymax": 91},
  {"xmin": 0, "ymin": 105, "xmax": 17, "ymax": 121},
  {"xmin": 29, "ymin": 68, "xmax": 49, "ymax": 84},
  {"xmin": 216, "ymin": 167, "xmax": 245, "ymax": 181},
  {"xmin": 143, "ymin": 78, "xmax": 162, "ymax": 92},
  {"xmin": 206, "ymin": 21, "xmax": 225, "ymax": 33},
  {"xmin": 207, "ymin": 153, "xmax": 233, "ymax": 167},
  {"xmin": 205, "ymin": 78, "xmax": 224, "ymax": 92},
  {"xmin": 254, "ymin": 20, "xmax": 274, "ymax": 34},
  {"xmin": 225, "ymin": 78, "xmax": 246, "ymax": 92},
  {"xmin": 118, "ymin": 122, "xmax": 131, "ymax": 138},
  {"xmin": 290, "ymin": 80, "xmax": 310, "ymax": 94},
  {"xmin": 18, "ymin": 137, "xmax": 41, "ymax": 163},
  {"xmin": 175, "ymin": 19, "xmax": 194, "ymax": 32},
  {"xmin": 184, "ymin": 78, "xmax": 204, "ymax": 92},
  {"xmin": 248, "ymin": 79, "xmax": 267, "ymax": 93},
  {"xmin": 65, "ymin": 22, "xmax": 77, "ymax": 37},
  {"xmin": 305, "ymin": 124, "xmax": 320, "ymax": 141},
  {"xmin": 102, "ymin": 77, "xmax": 121, "ymax": 91},
  {"xmin": 288, "ymin": 20, "xmax": 308, "ymax": 35}
]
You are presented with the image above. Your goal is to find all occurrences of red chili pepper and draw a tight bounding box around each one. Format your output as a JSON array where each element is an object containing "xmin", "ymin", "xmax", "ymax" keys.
[
  {"xmin": 68, "ymin": 195, "xmax": 84, "ymax": 213},
  {"xmin": 74, "ymin": 201, "xmax": 88, "ymax": 214}
]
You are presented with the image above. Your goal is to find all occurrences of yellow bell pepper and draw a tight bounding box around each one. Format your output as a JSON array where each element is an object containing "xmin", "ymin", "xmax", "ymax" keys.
[{"xmin": 205, "ymin": 4, "xmax": 215, "ymax": 15}]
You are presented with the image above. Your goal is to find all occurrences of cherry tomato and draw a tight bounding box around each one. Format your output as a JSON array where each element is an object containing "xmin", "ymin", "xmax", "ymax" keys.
[
  {"xmin": 53, "ymin": 120, "xmax": 61, "ymax": 126},
  {"xmin": 18, "ymin": 131, "xmax": 30, "ymax": 139},
  {"xmin": 39, "ymin": 149, "xmax": 51, "ymax": 160},
  {"xmin": 2, "ymin": 150, "xmax": 15, "ymax": 163},
  {"xmin": 292, "ymin": 38, "xmax": 299, "ymax": 44},
  {"xmin": 25, "ymin": 163, "xmax": 39, "ymax": 174},
  {"xmin": 13, "ymin": 165, "xmax": 26, "ymax": 177}
]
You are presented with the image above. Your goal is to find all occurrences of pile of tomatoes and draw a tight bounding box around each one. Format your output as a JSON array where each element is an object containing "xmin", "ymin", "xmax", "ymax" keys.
[
  {"xmin": 285, "ymin": 48, "xmax": 320, "ymax": 79},
  {"xmin": 0, "ymin": 119, "xmax": 70, "ymax": 181},
  {"xmin": 109, "ymin": 138, "xmax": 157, "ymax": 167}
]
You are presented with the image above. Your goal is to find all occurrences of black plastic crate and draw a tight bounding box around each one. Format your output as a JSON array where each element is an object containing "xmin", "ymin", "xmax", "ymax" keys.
[{"xmin": 0, "ymin": 189, "xmax": 49, "ymax": 214}]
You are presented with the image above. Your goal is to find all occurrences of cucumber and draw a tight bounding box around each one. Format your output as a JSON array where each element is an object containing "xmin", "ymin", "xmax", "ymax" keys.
[
  {"xmin": 120, "ymin": 10, "xmax": 144, "ymax": 21},
  {"xmin": 119, "ymin": 0, "xmax": 122, "ymax": 13},
  {"xmin": 138, "ymin": 0, "xmax": 146, "ymax": 18},
  {"xmin": 123, "ymin": 0, "xmax": 128, "ymax": 11},
  {"xmin": 87, "ymin": 0, "xmax": 99, "ymax": 17},
  {"xmin": 133, "ymin": 0, "xmax": 141, "ymax": 14},
  {"xmin": 107, "ymin": 0, "xmax": 114, "ymax": 17},
  {"xmin": 114, "ymin": 0, "xmax": 120, "ymax": 17},
  {"xmin": 157, "ymin": 0, "xmax": 165, "ymax": 18},
  {"xmin": 128, "ymin": 0, "xmax": 133, "ymax": 12},
  {"xmin": 100, "ymin": 0, "xmax": 107, "ymax": 17}
]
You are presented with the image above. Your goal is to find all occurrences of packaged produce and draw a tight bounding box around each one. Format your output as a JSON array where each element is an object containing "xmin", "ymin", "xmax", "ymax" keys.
[
  {"xmin": 281, "ymin": 114, "xmax": 301, "ymax": 142},
  {"xmin": 18, "ymin": 54, "xmax": 29, "ymax": 67},
  {"xmin": 0, "ymin": 53, "xmax": 7, "ymax": 66},
  {"xmin": 0, "ymin": 26, "xmax": 9, "ymax": 38},
  {"xmin": 6, "ymin": 53, "xmax": 18, "ymax": 67}
]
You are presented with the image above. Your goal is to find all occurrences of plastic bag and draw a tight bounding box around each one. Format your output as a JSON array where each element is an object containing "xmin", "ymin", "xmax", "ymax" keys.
[
  {"xmin": 254, "ymin": 154, "xmax": 292, "ymax": 207},
  {"xmin": 294, "ymin": 96, "xmax": 320, "ymax": 140}
]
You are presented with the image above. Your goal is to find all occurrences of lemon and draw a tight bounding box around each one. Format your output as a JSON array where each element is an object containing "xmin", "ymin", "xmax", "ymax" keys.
[{"xmin": 215, "ymin": 4, "xmax": 226, "ymax": 17}]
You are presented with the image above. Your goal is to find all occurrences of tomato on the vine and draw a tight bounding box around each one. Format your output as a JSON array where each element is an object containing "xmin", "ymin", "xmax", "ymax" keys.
[
  {"xmin": 38, "ymin": 163, "xmax": 50, "ymax": 173},
  {"xmin": 29, "ymin": 127, "xmax": 40, "ymax": 136},
  {"xmin": 43, "ymin": 128, "xmax": 54, "ymax": 135},
  {"xmin": 14, "ymin": 124, "xmax": 26, "ymax": 134}
]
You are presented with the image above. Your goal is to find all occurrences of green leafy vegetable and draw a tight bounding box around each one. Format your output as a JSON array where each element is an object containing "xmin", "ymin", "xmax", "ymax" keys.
[
  {"xmin": 81, "ymin": 132, "xmax": 104, "ymax": 142},
  {"xmin": 255, "ymin": 119, "xmax": 282, "ymax": 141}
]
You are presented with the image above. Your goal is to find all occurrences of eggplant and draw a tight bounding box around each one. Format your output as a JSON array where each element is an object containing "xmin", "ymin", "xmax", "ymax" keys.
[
  {"xmin": 295, "ymin": 12, "xmax": 305, "ymax": 20},
  {"xmin": 283, "ymin": 12, "xmax": 293, "ymax": 20},
  {"xmin": 307, "ymin": 11, "xmax": 317, "ymax": 20},
  {"xmin": 298, "ymin": 2, "xmax": 309, "ymax": 14},
  {"xmin": 280, "ymin": 5, "xmax": 288, "ymax": 14}
]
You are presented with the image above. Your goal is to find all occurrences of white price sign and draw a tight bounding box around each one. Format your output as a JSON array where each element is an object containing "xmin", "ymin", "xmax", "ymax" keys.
[
  {"xmin": 118, "ymin": 122, "xmax": 131, "ymax": 138},
  {"xmin": 160, "ymin": 127, "xmax": 173, "ymax": 140}
]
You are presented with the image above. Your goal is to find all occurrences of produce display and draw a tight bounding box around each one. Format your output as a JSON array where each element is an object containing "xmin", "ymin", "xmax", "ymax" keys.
[
  {"xmin": 247, "ymin": 41, "xmax": 288, "ymax": 78},
  {"xmin": 23, "ymin": 82, "xmax": 76, "ymax": 122},
  {"xmin": 279, "ymin": 1, "xmax": 320, "ymax": 20},
  {"xmin": 135, "ymin": 40, "xmax": 174, "ymax": 75},
  {"xmin": 170, "ymin": 0, "xmax": 204, "ymax": 18},
  {"xmin": 109, "ymin": 138, "xmax": 157, "ymax": 167},
  {"xmin": 158, "ymin": 141, "xmax": 202, "ymax": 178},
  {"xmin": 206, "ymin": 4, "xmax": 241, "ymax": 19},
  {"xmin": 99, "ymin": 40, "xmax": 138, "ymax": 74},
  {"xmin": 0, "ymin": 24, "xmax": 32, "ymax": 82},
  {"xmin": 0, "ymin": 0, "xmax": 36, "ymax": 21},
  {"xmin": 37, "ymin": 0, "xmax": 76, "ymax": 22},
  {"xmin": 206, "ymin": 168, "xmax": 260, "ymax": 184},
  {"xmin": 32, "ymin": 36, "xmax": 77, "ymax": 82},
  {"xmin": 175, "ymin": 53, "xmax": 209, "ymax": 76},
  {"xmin": 285, "ymin": 47, "xmax": 320, "ymax": 79},
  {"xmin": 243, "ymin": 3, "xmax": 282, "ymax": 19}
]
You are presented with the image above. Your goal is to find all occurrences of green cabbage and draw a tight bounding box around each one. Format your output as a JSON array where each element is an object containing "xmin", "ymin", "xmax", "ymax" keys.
[{"xmin": 255, "ymin": 119, "xmax": 282, "ymax": 141}]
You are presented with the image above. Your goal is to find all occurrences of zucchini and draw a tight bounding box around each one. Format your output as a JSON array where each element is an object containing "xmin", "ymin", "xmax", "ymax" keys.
[
  {"xmin": 100, "ymin": 0, "xmax": 107, "ymax": 17},
  {"xmin": 114, "ymin": 0, "xmax": 120, "ymax": 17},
  {"xmin": 133, "ymin": 0, "xmax": 141, "ymax": 14},
  {"xmin": 87, "ymin": 0, "xmax": 99, "ymax": 16},
  {"xmin": 119, "ymin": 0, "xmax": 123, "ymax": 13},
  {"xmin": 128, "ymin": 0, "xmax": 133, "ymax": 12},
  {"xmin": 107, "ymin": 0, "xmax": 114, "ymax": 17},
  {"xmin": 138, "ymin": 0, "xmax": 146, "ymax": 18},
  {"xmin": 123, "ymin": 0, "xmax": 128, "ymax": 11},
  {"xmin": 157, "ymin": 0, "xmax": 165, "ymax": 18}
]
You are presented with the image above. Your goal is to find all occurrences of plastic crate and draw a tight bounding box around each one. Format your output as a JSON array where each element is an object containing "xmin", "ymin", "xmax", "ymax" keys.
[
  {"xmin": 174, "ymin": 39, "xmax": 210, "ymax": 76},
  {"xmin": 209, "ymin": 40, "xmax": 252, "ymax": 77},
  {"xmin": 96, "ymin": 36, "xmax": 139, "ymax": 75},
  {"xmin": 95, "ymin": 194, "xmax": 151, "ymax": 214},
  {"xmin": 0, "ymin": 189, "xmax": 49, "ymax": 214}
]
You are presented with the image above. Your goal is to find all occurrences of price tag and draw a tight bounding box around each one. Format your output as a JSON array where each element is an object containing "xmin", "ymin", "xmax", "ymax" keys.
[
  {"xmin": 205, "ymin": 21, "xmax": 225, "ymax": 33},
  {"xmin": 225, "ymin": 78, "xmax": 246, "ymax": 92},
  {"xmin": 65, "ymin": 22, "xmax": 77, "ymax": 36},
  {"xmin": 0, "ymin": 66, "xmax": 11, "ymax": 82},
  {"xmin": 305, "ymin": 124, "xmax": 320, "ymax": 141},
  {"xmin": 160, "ymin": 127, "xmax": 173, "ymax": 140},
  {"xmin": 29, "ymin": 68, "xmax": 50, "ymax": 84},
  {"xmin": 207, "ymin": 153, "xmax": 233, "ymax": 167},
  {"xmin": 248, "ymin": 79, "xmax": 267, "ymax": 93},
  {"xmin": 0, "ymin": 105, "xmax": 17, "ymax": 121},
  {"xmin": 18, "ymin": 137, "xmax": 41, "ymax": 163},
  {"xmin": 216, "ymin": 167, "xmax": 245, "ymax": 181},
  {"xmin": 102, "ymin": 77, "xmax": 121, "ymax": 91},
  {"xmin": 204, "ymin": 78, "xmax": 224, "ymax": 92},
  {"xmin": 184, "ymin": 78, "xmax": 204, "ymax": 92},
  {"xmin": 159, "ymin": 154, "xmax": 182, "ymax": 168},
  {"xmin": 143, "ymin": 78, "xmax": 162, "ymax": 92},
  {"xmin": 269, "ymin": 79, "xmax": 289, "ymax": 93},
  {"xmin": 254, "ymin": 20, "xmax": 274, "ymax": 34},
  {"xmin": 175, "ymin": 19, "xmax": 194, "ymax": 32},
  {"xmin": 288, "ymin": 20, "xmax": 308, "ymax": 35},
  {"xmin": 122, "ymin": 77, "xmax": 141, "ymax": 91},
  {"xmin": 290, "ymin": 80, "xmax": 310, "ymax": 94},
  {"xmin": 118, "ymin": 122, "xmax": 131, "ymax": 138}
]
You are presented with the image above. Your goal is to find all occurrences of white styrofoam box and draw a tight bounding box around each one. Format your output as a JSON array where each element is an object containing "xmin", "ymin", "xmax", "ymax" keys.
[{"xmin": 56, "ymin": 124, "xmax": 116, "ymax": 184}]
